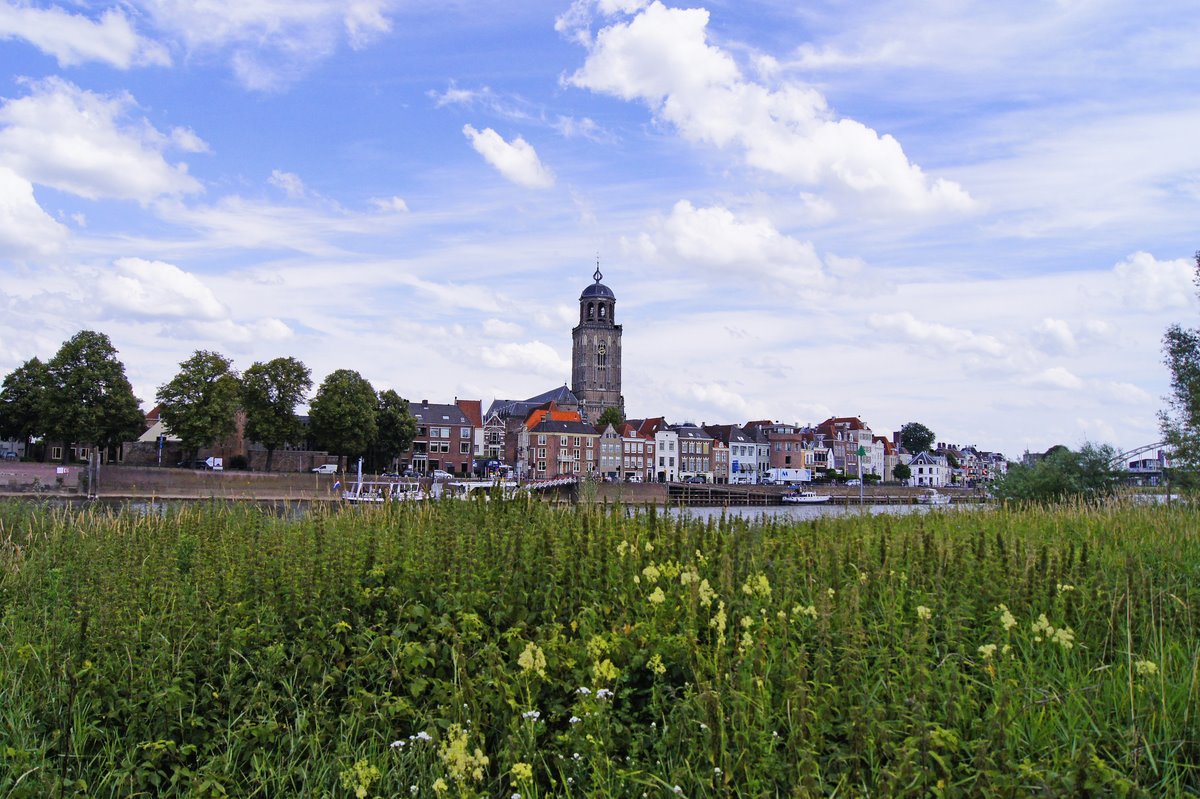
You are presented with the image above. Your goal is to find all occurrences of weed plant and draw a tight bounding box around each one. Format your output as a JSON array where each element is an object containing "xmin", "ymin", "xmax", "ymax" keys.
[{"xmin": 0, "ymin": 498, "xmax": 1197, "ymax": 797}]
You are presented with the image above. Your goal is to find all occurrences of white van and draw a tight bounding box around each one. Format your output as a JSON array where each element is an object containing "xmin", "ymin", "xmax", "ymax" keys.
[{"xmin": 312, "ymin": 463, "xmax": 338, "ymax": 474}]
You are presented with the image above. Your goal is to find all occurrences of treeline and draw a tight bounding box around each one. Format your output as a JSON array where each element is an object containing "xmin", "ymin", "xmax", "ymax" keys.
[{"xmin": 0, "ymin": 330, "xmax": 417, "ymax": 472}]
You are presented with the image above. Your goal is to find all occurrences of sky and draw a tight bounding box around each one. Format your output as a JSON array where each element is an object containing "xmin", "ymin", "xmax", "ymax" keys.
[{"xmin": 1, "ymin": 0, "xmax": 1198, "ymax": 461}]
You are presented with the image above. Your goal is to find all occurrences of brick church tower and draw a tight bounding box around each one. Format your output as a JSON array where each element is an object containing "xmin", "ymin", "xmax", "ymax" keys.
[{"xmin": 571, "ymin": 263, "xmax": 624, "ymax": 423}]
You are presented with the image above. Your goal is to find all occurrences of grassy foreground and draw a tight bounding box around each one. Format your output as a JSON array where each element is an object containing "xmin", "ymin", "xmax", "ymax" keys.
[{"xmin": 0, "ymin": 499, "xmax": 1197, "ymax": 798}]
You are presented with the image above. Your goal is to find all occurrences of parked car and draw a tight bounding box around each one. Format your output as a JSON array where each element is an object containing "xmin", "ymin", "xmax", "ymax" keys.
[
  {"xmin": 312, "ymin": 463, "xmax": 338, "ymax": 474},
  {"xmin": 625, "ymin": 474, "xmax": 642, "ymax": 483},
  {"xmin": 684, "ymin": 475, "xmax": 706, "ymax": 484},
  {"xmin": 846, "ymin": 479, "xmax": 862, "ymax": 486},
  {"xmin": 1, "ymin": 451, "xmax": 17, "ymax": 460},
  {"xmin": 760, "ymin": 477, "xmax": 775, "ymax": 485},
  {"xmin": 431, "ymin": 469, "xmax": 454, "ymax": 481}
]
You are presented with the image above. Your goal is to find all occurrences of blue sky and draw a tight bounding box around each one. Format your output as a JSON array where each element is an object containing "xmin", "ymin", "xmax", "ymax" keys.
[{"xmin": 1, "ymin": 0, "xmax": 1198, "ymax": 460}]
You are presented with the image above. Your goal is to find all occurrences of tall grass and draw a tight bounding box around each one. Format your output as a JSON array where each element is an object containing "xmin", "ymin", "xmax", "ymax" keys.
[{"xmin": 0, "ymin": 498, "xmax": 1196, "ymax": 797}]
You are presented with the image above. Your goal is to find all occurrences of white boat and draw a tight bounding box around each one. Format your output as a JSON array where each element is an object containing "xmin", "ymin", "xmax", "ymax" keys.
[
  {"xmin": 916, "ymin": 489, "xmax": 952, "ymax": 506},
  {"xmin": 782, "ymin": 490, "xmax": 832, "ymax": 504},
  {"xmin": 342, "ymin": 458, "xmax": 425, "ymax": 503}
]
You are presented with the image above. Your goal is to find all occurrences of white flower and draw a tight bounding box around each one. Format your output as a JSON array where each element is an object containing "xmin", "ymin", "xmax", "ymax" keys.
[
  {"xmin": 576, "ymin": 686, "xmax": 591, "ymax": 695},
  {"xmin": 569, "ymin": 716, "xmax": 581, "ymax": 724},
  {"xmin": 521, "ymin": 710, "xmax": 541, "ymax": 721},
  {"xmin": 391, "ymin": 739, "xmax": 406, "ymax": 748},
  {"xmin": 673, "ymin": 786, "xmax": 683, "ymax": 795},
  {"xmin": 415, "ymin": 730, "xmax": 432, "ymax": 741},
  {"xmin": 596, "ymin": 688, "xmax": 614, "ymax": 699}
]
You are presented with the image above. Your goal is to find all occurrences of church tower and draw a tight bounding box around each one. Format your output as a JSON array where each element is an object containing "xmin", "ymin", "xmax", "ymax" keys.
[{"xmin": 572, "ymin": 263, "xmax": 624, "ymax": 424}]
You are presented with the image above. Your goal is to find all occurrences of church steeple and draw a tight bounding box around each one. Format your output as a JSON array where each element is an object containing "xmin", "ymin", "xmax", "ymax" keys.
[{"xmin": 572, "ymin": 260, "xmax": 623, "ymax": 423}]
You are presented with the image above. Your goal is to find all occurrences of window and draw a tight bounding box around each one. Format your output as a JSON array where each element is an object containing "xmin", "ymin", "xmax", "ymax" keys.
[
  {"xmin": 52, "ymin": 446, "xmax": 63, "ymax": 460},
  {"xmin": 574, "ymin": 436, "xmax": 581, "ymax": 447},
  {"xmin": 538, "ymin": 448, "xmax": 546, "ymax": 459},
  {"xmin": 538, "ymin": 435, "xmax": 546, "ymax": 445},
  {"xmin": 417, "ymin": 426, "xmax": 427, "ymax": 437},
  {"xmin": 460, "ymin": 443, "xmax": 470, "ymax": 454},
  {"xmin": 561, "ymin": 435, "xmax": 569, "ymax": 446},
  {"xmin": 461, "ymin": 427, "xmax": 470, "ymax": 438},
  {"xmin": 587, "ymin": 437, "xmax": 594, "ymax": 448}
]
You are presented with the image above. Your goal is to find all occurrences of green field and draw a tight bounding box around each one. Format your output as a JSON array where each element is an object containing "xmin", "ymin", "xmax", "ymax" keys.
[{"xmin": 0, "ymin": 499, "xmax": 1197, "ymax": 797}]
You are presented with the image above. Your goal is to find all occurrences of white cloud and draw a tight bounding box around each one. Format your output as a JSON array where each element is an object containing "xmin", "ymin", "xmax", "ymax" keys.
[
  {"xmin": 483, "ymin": 318, "xmax": 523, "ymax": 338},
  {"xmin": 1112, "ymin": 251, "xmax": 1195, "ymax": 311},
  {"xmin": 687, "ymin": 382, "xmax": 750, "ymax": 417},
  {"xmin": 867, "ymin": 311, "xmax": 1006, "ymax": 357},
  {"xmin": 479, "ymin": 341, "xmax": 569, "ymax": 377},
  {"xmin": 1034, "ymin": 317, "xmax": 1076, "ymax": 354},
  {"xmin": 566, "ymin": 1, "xmax": 974, "ymax": 214},
  {"xmin": 370, "ymin": 196, "xmax": 409, "ymax": 213},
  {"xmin": 269, "ymin": 169, "xmax": 307, "ymax": 198},
  {"xmin": 0, "ymin": 165, "xmax": 69, "ymax": 257},
  {"xmin": 1026, "ymin": 367, "xmax": 1084, "ymax": 391},
  {"xmin": 96, "ymin": 257, "xmax": 227, "ymax": 320},
  {"xmin": 138, "ymin": 0, "xmax": 393, "ymax": 90},
  {"xmin": 534, "ymin": 304, "xmax": 577, "ymax": 331},
  {"xmin": 0, "ymin": 78, "xmax": 203, "ymax": 202},
  {"xmin": 630, "ymin": 200, "xmax": 828, "ymax": 290},
  {"xmin": 0, "ymin": 3, "xmax": 170, "ymax": 69},
  {"xmin": 1104, "ymin": 381, "xmax": 1153, "ymax": 405},
  {"xmin": 462, "ymin": 125, "xmax": 555, "ymax": 189}
]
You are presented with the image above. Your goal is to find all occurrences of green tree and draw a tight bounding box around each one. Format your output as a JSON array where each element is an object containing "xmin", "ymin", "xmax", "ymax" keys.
[
  {"xmin": 0, "ymin": 357, "xmax": 50, "ymax": 457},
  {"xmin": 157, "ymin": 351, "xmax": 241, "ymax": 465},
  {"xmin": 899, "ymin": 421, "xmax": 936, "ymax": 453},
  {"xmin": 892, "ymin": 462, "xmax": 912, "ymax": 483},
  {"xmin": 991, "ymin": 443, "xmax": 1121, "ymax": 504},
  {"xmin": 596, "ymin": 406, "xmax": 624, "ymax": 429},
  {"xmin": 309, "ymin": 369, "xmax": 377, "ymax": 469},
  {"xmin": 1160, "ymin": 252, "xmax": 1200, "ymax": 469},
  {"xmin": 241, "ymin": 356, "xmax": 312, "ymax": 473},
  {"xmin": 372, "ymin": 390, "xmax": 418, "ymax": 472},
  {"xmin": 45, "ymin": 330, "xmax": 144, "ymax": 462}
]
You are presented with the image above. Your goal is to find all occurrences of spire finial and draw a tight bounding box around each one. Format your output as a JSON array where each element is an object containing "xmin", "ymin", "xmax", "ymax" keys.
[{"xmin": 593, "ymin": 254, "xmax": 603, "ymax": 284}]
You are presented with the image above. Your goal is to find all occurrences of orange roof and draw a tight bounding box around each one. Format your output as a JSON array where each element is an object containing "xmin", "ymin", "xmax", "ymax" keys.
[
  {"xmin": 455, "ymin": 399, "xmax": 483, "ymax": 427},
  {"xmin": 525, "ymin": 406, "xmax": 582, "ymax": 428}
]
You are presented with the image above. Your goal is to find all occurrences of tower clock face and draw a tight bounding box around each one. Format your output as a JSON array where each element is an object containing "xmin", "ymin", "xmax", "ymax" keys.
[{"xmin": 598, "ymin": 342, "xmax": 607, "ymax": 355}]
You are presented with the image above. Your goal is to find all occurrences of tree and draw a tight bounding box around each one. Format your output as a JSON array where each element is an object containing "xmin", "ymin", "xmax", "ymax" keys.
[
  {"xmin": 0, "ymin": 357, "xmax": 50, "ymax": 456},
  {"xmin": 309, "ymin": 369, "xmax": 377, "ymax": 468},
  {"xmin": 157, "ymin": 351, "xmax": 241, "ymax": 465},
  {"xmin": 241, "ymin": 357, "xmax": 312, "ymax": 473},
  {"xmin": 372, "ymin": 390, "xmax": 417, "ymax": 472},
  {"xmin": 45, "ymin": 330, "xmax": 144, "ymax": 461},
  {"xmin": 899, "ymin": 422, "xmax": 936, "ymax": 454},
  {"xmin": 596, "ymin": 406, "xmax": 624, "ymax": 429},
  {"xmin": 1160, "ymin": 252, "xmax": 1200, "ymax": 469},
  {"xmin": 990, "ymin": 443, "xmax": 1121, "ymax": 503},
  {"xmin": 893, "ymin": 463, "xmax": 911, "ymax": 483}
]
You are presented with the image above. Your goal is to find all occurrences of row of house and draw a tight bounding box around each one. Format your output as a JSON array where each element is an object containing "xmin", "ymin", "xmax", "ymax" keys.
[{"xmin": 396, "ymin": 387, "xmax": 1009, "ymax": 486}]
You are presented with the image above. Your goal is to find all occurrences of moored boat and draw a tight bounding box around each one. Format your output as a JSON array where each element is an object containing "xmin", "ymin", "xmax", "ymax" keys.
[
  {"xmin": 782, "ymin": 490, "xmax": 832, "ymax": 504},
  {"xmin": 916, "ymin": 489, "xmax": 952, "ymax": 506}
]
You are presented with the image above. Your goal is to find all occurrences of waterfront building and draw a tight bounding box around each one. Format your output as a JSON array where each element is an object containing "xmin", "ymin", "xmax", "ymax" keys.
[{"xmin": 571, "ymin": 264, "xmax": 624, "ymax": 423}]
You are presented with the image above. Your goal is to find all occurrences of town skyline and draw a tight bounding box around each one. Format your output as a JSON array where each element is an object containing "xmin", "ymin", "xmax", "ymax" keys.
[{"xmin": 1, "ymin": 1, "xmax": 1197, "ymax": 460}]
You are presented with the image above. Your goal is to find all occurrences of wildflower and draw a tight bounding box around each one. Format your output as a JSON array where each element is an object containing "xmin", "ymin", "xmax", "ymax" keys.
[
  {"xmin": 573, "ymin": 752, "xmax": 583, "ymax": 761},
  {"xmin": 1031, "ymin": 613, "xmax": 1054, "ymax": 641},
  {"xmin": 391, "ymin": 740, "xmax": 406, "ymax": 749},
  {"xmin": 1051, "ymin": 627, "xmax": 1074, "ymax": 650},
  {"xmin": 512, "ymin": 794, "xmax": 521, "ymax": 799},
  {"xmin": 793, "ymin": 603, "xmax": 818, "ymax": 619},
  {"xmin": 698, "ymin": 578, "xmax": 716, "ymax": 607},
  {"xmin": 1135, "ymin": 660, "xmax": 1158, "ymax": 676},
  {"xmin": 569, "ymin": 715, "xmax": 581, "ymax": 724},
  {"xmin": 518, "ymin": 642, "xmax": 547, "ymax": 678},
  {"xmin": 617, "ymin": 540, "xmax": 630, "ymax": 557},
  {"xmin": 1057, "ymin": 583, "xmax": 1075, "ymax": 594},
  {"xmin": 997, "ymin": 604, "xmax": 1017, "ymax": 631},
  {"xmin": 648, "ymin": 587, "xmax": 666, "ymax": 605},
  {"xmin": 978, "ymin": 644, "xmax": 998, "ymax": 659},
  {"xmin": 433, "ymin": 778, "xmax": 448, "ymax": 794},
  {"xmin": 740, "ymin": 615, "xmax": 754, "ymax": 629},
  {"xmin": 511, "ymin": 762, "xmax": 533, "ymax": 781},
  {"xmin": 410, "ymin": 786, "xmax": 418, "ymax": 796},
  {"xmin": 714, "ymin": 767, "xmax": 722, "ymax": 776},
  {"xmin": 827, "ymin": 587, "xmax": 836, "ymax": 598},
  {"xmin": 645, "ymin": 541, "xmax": 654, "ymax": 552},
  {"xmin": 673, "ymin": 786, "xmax": 683, "ymax": 795},
  {"xmin": 596, "ymin": 687, "xmax": 614, "ymax": 699},
  {"xmin": 593, "ymin": 659, "xmax": 618, "ymax": 683},
  {"xmin": 415, "ymin": 731, "xmax": 432, "ymax": 742},
  {"xmin": 859, "ymin": 571, "xmax": 869, "ymax": 583},
  {"xmin": 648, "ymin": 654, "xmax": 666, "ymax": 675},
  {"xmin": 642, "ymin": 564, "xmax": 661, "ymax": 583},
  {"xmin": 698, "ymin": 722, "xmax": 708, "ymax": 730},
  {"xmin": 439, "ymin": 724, "xmax": 489, "ymax": 784},
  {"xmin": 741, "ymin": 572, "xmax": 771, "ymax": 598},
  {"xmin": 633, "ymin": 575, "xmax": 640, "ymax": 584},
  {"xmin": 576, "ymin": 686, "xmax": 592, "ymax": 696},
  {"xmin": 680, "ymin": 568, "xmax": 700, "ymax": 585},
  {"xmin": 916, "ymin": 605, "xmax": 932, "ymax": 621},
  {"xmin": 521, "ymin": 710, "xmax": 540, "ymax": 721}
]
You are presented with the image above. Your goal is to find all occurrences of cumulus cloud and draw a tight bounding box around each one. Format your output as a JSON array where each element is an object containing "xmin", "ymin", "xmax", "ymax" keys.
[
  {"xmin": 0, "ymin": 3, "xmax": 170, "ymax": 69},
  {"xmin": 1112, "ymin": 251, "xmax": 1195, "ymax": 311},
  {"xmin": 483, "ymin": 318, "xmax": 523, "ymax": 338},
  {"xmin": 687, "ymin": 382, "xmax": 750, "ymax": 416},
  {"xmin": 370, "ymin": 196, "xmax": 409, "ymax": 213},
  {"xmin": 0, "ymin": 78, "xmax": 203, "ymax": 202},
  {"xmin": 462, "ymin": 125, "xmax": 555, "ymax": 189},
  {"xmin": 479, "ymin": 341, "xmax": 569, "ymax": 377},
  {"xmin": 868, "ymin": 311, "xmax": 1006, "ymax": 357},
  {"xmin": 1034, "ymin": 317, "xmax": 1076, "ymax": 354},
  {"xmin": 0, "ymin": 165, "xmax": 69, "ymax": 257},
  {"xmin": 96, "ymin": 257, "xmax": 227, "ymax": 320},
  {"xmin": 630, "ymin": 200, "xmax": 828, "ymax": 290},
  {"xmin": 565, "ymin": 1, "xmax": 973, "ymax": 214}
]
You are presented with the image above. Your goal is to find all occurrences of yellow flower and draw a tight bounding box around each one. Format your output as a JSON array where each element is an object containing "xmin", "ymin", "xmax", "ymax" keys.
[
  {"xmin": 512, "ymin": 762, "xmax": 533, "ymax": 781},
  {"xmin": 440, "ymin": 724, "xmax": 489, "ymax": 784},
  {"xmin": 740, "ymin": 615, "xmax": 754, "ymax": 629},
  {"xmin": 1134, "ymin": 659, "xmax": 1158, "ymax": 676},
  {"xmin": 593, "ymin": 658, "xmax": 619, "ymax": 683},
  {"xmin": 793, "ymin": 603, "xmax": 818, "ymax": 619},
  {"xmin": 978, "ymin": 643, "xmax": 998, "ymax": 659},
  {"xmin": 648, "ymin": 653, "xmax": 666, "ymax": 675},
  {"xmin": 517, "ymin": 642, "xmax": 547, "ymax": 678},
  {"xmin": 1051, "ymin": 626, "xmax": 1074, "ymax": 650},
  {"xmin": 997, "ymin": 604, "xmax": 1017, "ymax": 631},
  {"xmin": 1032, "ymin": 613, "xmax": 1054, "ymax": 640},
  {"xmin": 698, "ymin": 579, "xmax": 716, "ymax": 607},
  {"xmin": 648, "ymin": 587, "xmax": 666, "ymax": 605},
  {"xmin": 916, "ymin": 605, "xmax": 932, "ymax": 621},
  {"xmin": 433, "ymin": 777, "xmax": 448, "ymax": 793},
  {"xmin": 741, "ymin": 572, "xmax": 771, "ymax": 598},
  {"xmin": 642, "ymin": 564, "xmax": 661, "ymax": 583},
  {"xmin": 1057, "ymin": 583, "xmax": 1075, "ymax": 594}
]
